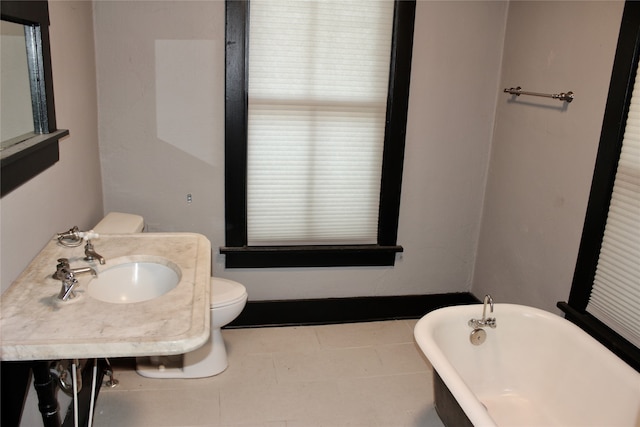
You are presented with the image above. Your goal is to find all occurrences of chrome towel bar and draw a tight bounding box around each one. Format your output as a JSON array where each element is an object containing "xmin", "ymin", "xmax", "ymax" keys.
[{"xmin": 504, "ymin": 86, "xmax": 574, "ymax": 103}]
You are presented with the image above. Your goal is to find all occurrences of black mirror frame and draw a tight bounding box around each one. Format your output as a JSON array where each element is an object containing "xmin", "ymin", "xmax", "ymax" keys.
[{"xmin": 1, "ymin": 0, "xmax": 68, "ymax": 197}]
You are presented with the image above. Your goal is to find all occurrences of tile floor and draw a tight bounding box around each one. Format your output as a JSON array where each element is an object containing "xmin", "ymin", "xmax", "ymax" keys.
[{"xmin": 93, "ymin": 320, "xmax": 445, "ymax": 427}]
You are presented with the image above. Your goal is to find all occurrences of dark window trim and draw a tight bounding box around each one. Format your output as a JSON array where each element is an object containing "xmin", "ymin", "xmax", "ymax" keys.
[
  {"xmin": 222, "ymin": 0, "xmax": 415, "ymax": 268},
  {"xmin": 1, "ymin": 0, "xmax": 68, "ymax": 197},
  {"xmin": 558, "ymin": 0, "xmax": 640, "ymax": 372},
  {"xmin": 221, "ymin": 245, "xmax": 404, "ymax": 268}
]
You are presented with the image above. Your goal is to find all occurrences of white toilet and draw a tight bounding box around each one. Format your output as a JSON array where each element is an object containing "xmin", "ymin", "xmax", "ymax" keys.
[{"xmin": 93, "ymin": 212, "xmax": 248, "ymax": 378}]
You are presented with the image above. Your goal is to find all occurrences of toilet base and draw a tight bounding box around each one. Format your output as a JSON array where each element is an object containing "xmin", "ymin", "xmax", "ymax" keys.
[{"xmin": 135, "ymin": 329, "xmax": 228, "ymax": 379}]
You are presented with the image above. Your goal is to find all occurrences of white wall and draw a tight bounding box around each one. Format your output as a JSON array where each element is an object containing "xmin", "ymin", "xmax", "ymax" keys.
[
  {"xmin": 94, "ymin": 0, "xmax": 508, "ymax": 300},
  {"xmin": 1, "ymin": 0, "xmax": 103, "ymax": 294},
  {"xmin": 4, "ymin": 0, "xmax": 623, "ymax": 308},
  {"xmin": 472, "ymin": 1, "xmax": 625, "ymax": 313}
]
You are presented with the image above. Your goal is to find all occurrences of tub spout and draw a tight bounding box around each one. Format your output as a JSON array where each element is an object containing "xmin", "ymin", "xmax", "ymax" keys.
[
  {"xmin": 468, "ymin": 294, "xmax": 496, "ymax": 329},
  {"xmin": 482, "ymin": 294, "xmax": 494, "ymax": 322}
]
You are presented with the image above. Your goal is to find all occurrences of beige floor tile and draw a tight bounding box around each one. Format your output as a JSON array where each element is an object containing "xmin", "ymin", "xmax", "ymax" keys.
[
  {"xmin": 402, "ymin": 318, "xmax": 421, "ymax": 333},
  {"xmin": 376, "ymin": 405, "xmax": 445, "ymax": 427},
  {"xmin": 93, "ymin": 321, "xmax": 442, "ymax": 427},
  {"xmin": 374, "ymin": 342, "xmax": 432, "ymax": 375},
  {"xmin": 221, "ymin": 423, "xmax": 287, "ymax": 427},
  {"xmin": 94, "ymin": 386, "xmax": 220, "ymax": 426},
  {"xmin": 223, "ymin": 326, "xmax": 321, "ymax": 355},
  {"xmin": 338, "ymin": 372, "xmax": 438, "ymax": 426},
  {"xmin": 210, "ymin": 352, "xmax": 278, "ymax": 387},
  {"xmin": 219, "ymin": 380, "xmax": 349, "ymax": 426},
  {"xmin": 314, "ymin": 321, "xmax": 415, "ymax": 349},
  {"xmin": 273, "ymin": 346, "xmax": 384, "ymax": 382}
]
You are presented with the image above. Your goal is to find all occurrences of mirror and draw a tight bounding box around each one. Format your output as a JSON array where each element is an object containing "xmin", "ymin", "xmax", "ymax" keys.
[
  {"xmin": 0, "ymin": 0, "xmax": 68, "ymax": 197},
  {"xmin": 1, "ymin": 20, "xmax": 34, "ymax": 146}
]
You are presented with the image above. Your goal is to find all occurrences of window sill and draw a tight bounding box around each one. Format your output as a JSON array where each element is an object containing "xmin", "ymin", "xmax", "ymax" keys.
[
  {"xmin": 557, "ymin": 302, "xmax": 640, "ymax": 372},
  {"xmin": 220, "ymin": 244, "xmax": 403, "ymax": 268}
]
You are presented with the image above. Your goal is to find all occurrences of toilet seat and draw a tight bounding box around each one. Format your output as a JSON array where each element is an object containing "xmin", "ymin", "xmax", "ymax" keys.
[{"xmin": 211, "ymin": 277, "xmax": 247, "ymax": 309}]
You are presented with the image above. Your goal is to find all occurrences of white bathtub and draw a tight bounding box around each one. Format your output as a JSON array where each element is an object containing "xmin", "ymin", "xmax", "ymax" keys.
[{"xmin": 414, "ymin": 303, "xmax": 640, "ymax": 427}]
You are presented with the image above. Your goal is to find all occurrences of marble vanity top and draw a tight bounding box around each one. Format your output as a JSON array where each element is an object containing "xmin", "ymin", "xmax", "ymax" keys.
[{"xmin": 0, "ymin": 233, "xmax": 211, "ymax": 361}]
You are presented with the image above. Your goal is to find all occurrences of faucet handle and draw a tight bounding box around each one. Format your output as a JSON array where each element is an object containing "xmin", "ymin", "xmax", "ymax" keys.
[
  {"xmin": 77, "ymin": 230, "xmax": 100, "ymax": 241},
  {"xmin": 58, "ymin": 270, "xmax": 79, "ymax": 301},
  {"xmin": 56, "ymin": 226, "xmax": 83, "ymax": 247},
  {"xmin": 52, "ymin": 259, "xmax": 71, "ymax": 280}
]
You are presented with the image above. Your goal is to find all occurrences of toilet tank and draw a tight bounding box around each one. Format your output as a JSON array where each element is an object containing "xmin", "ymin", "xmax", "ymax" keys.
[{"xmin": 93, "ymin": 212, "xmax": 145, "ymax": 234}]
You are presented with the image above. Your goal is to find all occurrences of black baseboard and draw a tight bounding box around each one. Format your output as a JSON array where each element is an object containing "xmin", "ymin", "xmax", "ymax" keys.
[{"xmin": 227, "ymin": 292, "xmax": 479, "ymax": 328}]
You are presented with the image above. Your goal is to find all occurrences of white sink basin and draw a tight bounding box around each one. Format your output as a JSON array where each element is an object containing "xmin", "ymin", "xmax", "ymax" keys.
[{"xmin": 88, "ymin": 260, "xmax": 180, "ymax": 303}]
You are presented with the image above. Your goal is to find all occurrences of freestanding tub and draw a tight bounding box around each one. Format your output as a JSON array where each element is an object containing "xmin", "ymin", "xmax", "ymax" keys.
[{"xmin": 414, "ymin": 303, "xmax": 640, "ymax": 427}]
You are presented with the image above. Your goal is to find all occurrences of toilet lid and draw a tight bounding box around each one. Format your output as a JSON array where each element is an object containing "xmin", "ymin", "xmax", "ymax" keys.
[{"xmin": 211, "ymin": 277, "xmax": 247, "ymax": 308}]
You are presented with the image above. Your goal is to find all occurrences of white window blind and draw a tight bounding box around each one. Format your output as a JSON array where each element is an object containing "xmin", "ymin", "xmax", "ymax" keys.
[
  {"xmin": 587, "ymin": 60, "xmax": 640, "ymax": 348},
  {"xmin": 247, "ymin": 0, "xmax": 394, "ymax": 245}
]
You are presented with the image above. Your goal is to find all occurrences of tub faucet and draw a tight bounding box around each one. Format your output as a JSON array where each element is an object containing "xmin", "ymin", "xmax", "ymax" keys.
[
  {"xmin": 468, "ymin": 294, "xmax": 496, "ymax": 329},
  {"xmin": 482, "ymin": 294, "xmax": 494, "ymax": 323}
]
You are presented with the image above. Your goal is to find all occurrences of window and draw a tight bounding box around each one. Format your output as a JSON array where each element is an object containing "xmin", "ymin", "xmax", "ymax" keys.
[
  {"xmin": 222, "ymin": 0, "xmax": 416, "ymax": 268},
  {"xmin": 559, "ymin": 0, "xmax": 640, "ymax": 371},
  {"xmin": 587, "ymin": 58, "xmax": 640, "ymax": 349}
]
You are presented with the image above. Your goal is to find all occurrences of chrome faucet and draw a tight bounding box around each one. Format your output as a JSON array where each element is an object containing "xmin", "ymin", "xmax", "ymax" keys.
[
  {"xmin": 53, "ymin": 258, "xmax": 97, "ymax": 301},
  {"xmin": 468, "ymin": 294, "xmax": 497, "ymax": 329},
  {"xmin": 57, "ymin": 269, "xmax": 78, "ymax": 301},
  {"xmin": 84, "ymin": 240, "xmax": 105, "ymax": 265},
  {"xmin": 52, "ymin": 258, "xmax": 97, "ymax": 280}
]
